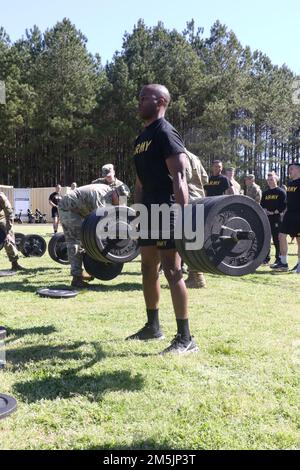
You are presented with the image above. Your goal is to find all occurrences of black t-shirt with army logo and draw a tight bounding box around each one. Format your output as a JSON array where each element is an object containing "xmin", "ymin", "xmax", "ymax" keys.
[
  {"xmin": 286, "ymin": 178, "xmax": 300, "ymax": 212},
  {"xmin": 204, "ymin": 175, "xmax": 231, "ymax": 196},
  {"xmin": 49, "ymin": 192, "xmax": 62, "ymax": 207},
  {"xmin": 133, "ymin": 118, "xmax": 185, "ymax": 204},
  {"xmin": 261, "ymin": 187, "xmax": 286, "ymax": 213}
]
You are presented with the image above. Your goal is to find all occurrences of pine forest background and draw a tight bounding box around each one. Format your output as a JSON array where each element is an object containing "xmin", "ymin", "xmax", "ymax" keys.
[{"xmin": 1, "ymin": 18, "xmax": 300, "ymax": 190}]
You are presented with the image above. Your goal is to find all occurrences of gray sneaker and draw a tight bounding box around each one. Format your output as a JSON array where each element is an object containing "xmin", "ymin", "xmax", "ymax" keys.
[{"xmin": 160, "ymin": 334, "xmax": 199, "ymax": 355}]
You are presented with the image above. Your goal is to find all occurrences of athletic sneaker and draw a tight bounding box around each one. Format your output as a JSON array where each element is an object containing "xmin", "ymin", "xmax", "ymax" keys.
[
  {"xmin": 271, "ymin": 261, "xmax": 289, "ymax": 272},
  {"xmin": 270, "ymin": 260, "xmax": 280, "ymax": 269},
  {"xmin": 290, "ymin": 263, "xmax": 299, "ymax": 273},
  {"xmin": 160, "ymin": 334, "xmax": 199, "ymax": 355},
  {"xmin": 125, "ymin": 323, "xmax": 165, "ymax": 341}
]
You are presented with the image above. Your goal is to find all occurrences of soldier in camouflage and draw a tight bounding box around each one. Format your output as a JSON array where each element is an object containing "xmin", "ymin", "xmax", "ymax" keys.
[
  {"xmin": 184, "ymin": 150, "xmax": 208, "ymax": 289},
  {"xmin": 245, "ymin": 175, "xmax": 262, "ymax": 203},
  {"xmin": 0, "ymin": 192, "xmax": 25, "ymax": 270},
  {"xmin": 92, "ymin": 163, "xmax": 130, "ymax": 198},
  {"xmin": 58, "ymin": 183, "xmax": 123, "ymax": 288}
]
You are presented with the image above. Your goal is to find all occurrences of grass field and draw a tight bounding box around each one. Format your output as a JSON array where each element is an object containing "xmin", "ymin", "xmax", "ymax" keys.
[{"xmin": 0, "ymin": 224, "xmax": 300, "ymax": 450}]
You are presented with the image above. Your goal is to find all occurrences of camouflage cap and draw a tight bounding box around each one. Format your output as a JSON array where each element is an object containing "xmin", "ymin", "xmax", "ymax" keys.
[{"xmin": 102, "ymin": 164, "xmax": 114, "ymax": 176}]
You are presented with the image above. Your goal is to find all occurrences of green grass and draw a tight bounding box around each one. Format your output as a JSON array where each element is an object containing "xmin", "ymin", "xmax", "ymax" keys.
[{"xmin": 0, "ymin": 224, "xmax": 300, "ymax": 450}]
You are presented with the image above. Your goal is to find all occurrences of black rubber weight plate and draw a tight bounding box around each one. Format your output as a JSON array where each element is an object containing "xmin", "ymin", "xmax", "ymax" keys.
[
  {"xmin": 0, "ymin": 270, "xmax": 17, "ymax": 277},
  {"xmin": 36, "ymin": 288, "xmax": 78, "ymax": 299},
  {"xmin": 83, "ymin": 253, "xmax": 123, "ymax": 280},
  {"xmin": 0, "ymin": 394, "xmax": 17, "ymax": 420},
  {"xmin": 48, "ymin": 233, "xmax": 69, "ymax": 265},
  {"xmin": 21, "ymin": 234, "xmax": 47, "ymax": 257}
]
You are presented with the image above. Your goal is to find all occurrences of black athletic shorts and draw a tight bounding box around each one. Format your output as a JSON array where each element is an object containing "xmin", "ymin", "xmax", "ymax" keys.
[
  {"xmin": 51, "ymin": 207, "xmax": 59, "ymax": 218},
  {"xmin": 280, "ymin": 211, "xmax": 300, "ymax": 237},
  {"xmin": 138, "ymin": 204, "xmax": 176, "ymax": 250}
]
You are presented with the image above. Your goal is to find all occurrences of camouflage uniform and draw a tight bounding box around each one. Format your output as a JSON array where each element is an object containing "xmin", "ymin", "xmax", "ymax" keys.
[
  {"xmin": 246, "ymin": 183, "xmax": 262, "ymax": 203},
  {"xmin": 185, "ymin": 151, "xmax": 208, "ymax": 288},
  {"xmin": 230, "ymin": 179, "xmax": 241, "ymax": 195},
  {"xmin": 0, "ymin": 192, "xmax": 19, "ymax": 262},
  {"xmin": 185, "ymin": 150, "xmax": 208, "ymax": 200},
  {"xmin": 91, "ymin": 177, "xmax": 130, "ymax": 198},
  {"xmin": 58, "ymin": 184, "xmax": 114, "ymax": 277}
]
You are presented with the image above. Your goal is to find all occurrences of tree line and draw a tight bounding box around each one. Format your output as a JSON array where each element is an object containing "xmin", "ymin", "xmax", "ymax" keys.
[{"xmin": 0, "ymin": 18, "xmax": 299, "ymax": 189}]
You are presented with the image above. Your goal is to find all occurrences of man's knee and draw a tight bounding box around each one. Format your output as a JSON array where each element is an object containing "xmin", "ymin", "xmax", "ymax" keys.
[
  {"xmin": 163, "ymin": 266, "xmax": 183, "ymax": 284},
  {"xmin": 141, "ymin": 261, "xmax": 159, "ymax": 280}
]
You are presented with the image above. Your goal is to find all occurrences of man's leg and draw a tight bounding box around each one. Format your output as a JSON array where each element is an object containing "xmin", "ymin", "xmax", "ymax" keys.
[
  {"xmin": 0, "ymin": 223, "xmax": 24, "ymax": 271},
  {"xmin": 126, "ymin": 245, "xmax": 164, "ymax": 340},
  {"xmin": 272, "ymin": 219, "xmax": 281, "ymax": 263},
  {"xmin": 160, "ymin": 248, "xmax": 199, "ymax": 354},
  {"xmin": 53, "ymin": 215, "xmax": 59, "ymax": 233},
  {"xmin": 59, "ymin": 210, "xmax": 87, "ymax": 287},
  {"xmin": 297, "ymin": 238, "xmax": 300, "ymax": 273},
  {"xmin": 272, "ymin": 233, "xmax": 289, "ymax": 271}
]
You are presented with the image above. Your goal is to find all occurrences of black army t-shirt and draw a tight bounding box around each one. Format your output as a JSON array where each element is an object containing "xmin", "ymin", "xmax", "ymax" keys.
[
  {"xmin": 286, "ymin": 178, "xmax": 300, "ymax": 212},
  {"xmin": 261, "ymin": 187, "xmax": 286, "ymax": 213},
  {"xmin": 204, "ymin": 175, "xmax": 231, "ymax": 196},
  {"xmin": 49, "ymin": 192, "xmax": 62, "ymax": 207},
  {"xmin": 133, "ymin": 118, "xmax": 185, "ymax": 204}
]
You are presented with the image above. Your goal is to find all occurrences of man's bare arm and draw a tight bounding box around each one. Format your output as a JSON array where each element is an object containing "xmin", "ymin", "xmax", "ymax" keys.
[{"xmin": 166, "ymin": 153, "xmax": 189, "ymax": 207}]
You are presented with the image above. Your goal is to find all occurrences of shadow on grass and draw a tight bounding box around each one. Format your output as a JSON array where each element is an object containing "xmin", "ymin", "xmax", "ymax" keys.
[
  {"xmin": 0, "ymin": 280, "xmax": 143, "ymax": 293},
  {"xmin": 7, "ymin": 341, "xmax": 90, "ymax": 369},
  {"xmin": 87, "ymin": 282, "xmax": 143, "ymax": 292},
  {"xmin": 14, "ymin": 369, "xmax": 145, "ymax": 402},
  {"xmin": 5, "ymin": 325, "xmax": 57, "ymax": 340}
]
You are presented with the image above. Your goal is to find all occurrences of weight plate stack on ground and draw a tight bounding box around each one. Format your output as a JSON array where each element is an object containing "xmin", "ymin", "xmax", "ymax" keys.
[
  {"xmin": 21, "ymin": 234, "xmax": 47, "ymax": 257},
  {"xmin": 14, "ymin": 232, "xmax": 26, "ymax": 252},
  {"xmin": 83, "ymin": 252, "xmax": 124, "ymax": 281},
  {"xmin": 0, "ymin": 394, "xmax": 17, "ymax": 420},
  {"xmin": 81, "ymin": 206, "xmax": 140, "ymax": 264},
  {"xmin": 48, "ymin": 233, "xmax": 69, "ymax": 265},
  {"xmin": 176, "ymin": 195, "xmax": 271, "ymax": 276}
]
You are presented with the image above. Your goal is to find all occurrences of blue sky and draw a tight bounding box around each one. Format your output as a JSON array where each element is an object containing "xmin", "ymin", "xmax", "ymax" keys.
[{"xmin": 1, "ymin": 0, "xmax": 300, "ymax": 73}]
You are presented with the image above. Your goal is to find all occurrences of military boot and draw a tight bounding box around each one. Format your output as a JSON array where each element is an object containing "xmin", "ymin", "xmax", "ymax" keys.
[
  {"xmin": 71, "ymin": 276, "xmax": 90, "ymax": 288},
  {"xmin": 185, "ymin": 271, "xmax": 207, "ymax": 289},
  {"xmin": 11, "ymin": 260, "xmax": 26, "ymax": 271}
]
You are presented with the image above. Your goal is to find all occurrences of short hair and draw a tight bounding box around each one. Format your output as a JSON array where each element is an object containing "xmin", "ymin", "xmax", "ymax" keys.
[{"xmin": 212, "ymin": 160, "xmax": 222, "ymax": 165}]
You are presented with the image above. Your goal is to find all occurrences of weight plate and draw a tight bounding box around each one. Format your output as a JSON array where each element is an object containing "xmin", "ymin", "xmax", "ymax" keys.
[
  {"xmin": 203, "ymin": 196, "xmax": 270, "ymax": 276},
  {"xmin": 48, "ymin": 233, "xmax": 69, "ymax": 265},
  {"xmin": 83, "ymin": 253, "xmax": 123, "ymax": 280},
  {"xmin": 82, "ymin": 206, "xmax": 140, "ymax": 264},
  {"xmin": 0, "ymin": 270, "xmax": 17, "ymax": 277},
  {"xmin": 0, "ymin": 393, "xmax": 17, "ymax": 420},
  {"xmin": 177, "ymin": 196, "xmax": 271, "ymax": 276},
  {"xmin": 21, "ymin": 234, "xmax": 47, "ymax": 257},
  {"xmin": 36, "ymin": 288, "xmax": 78, "ymax": 298}
]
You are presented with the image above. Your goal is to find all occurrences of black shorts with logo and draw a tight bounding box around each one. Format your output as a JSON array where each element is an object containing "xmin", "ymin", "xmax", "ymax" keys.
[
  {"xmin": 280, "ymin": 211, "xmax": 300, "ymax": 237},
  {"xmin": 138, "ymin": 203, "xmax": 176, "ymax": 250}
]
